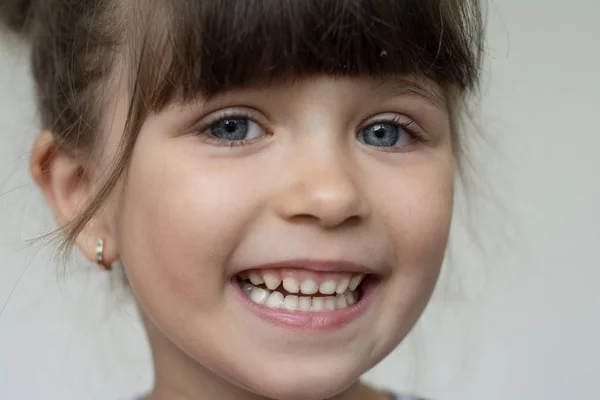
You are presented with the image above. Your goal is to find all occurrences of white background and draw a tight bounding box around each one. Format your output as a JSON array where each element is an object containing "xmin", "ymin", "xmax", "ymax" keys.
[{"xmin": 1, "ymin": 2, "xmax": 599, "ymax": 399}]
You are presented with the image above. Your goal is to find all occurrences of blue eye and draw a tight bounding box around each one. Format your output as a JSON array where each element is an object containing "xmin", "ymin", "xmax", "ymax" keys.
[
  {"xmin": 209, "ymin": 119, "xmax": 251, "ymax": 141},
  {"xmin": 198, "ymin": 114, "xmax": 266, "ymax": 147},
  {"xmin": 357, "ymin": 117, "xmax": 423, "ymax": 149}
]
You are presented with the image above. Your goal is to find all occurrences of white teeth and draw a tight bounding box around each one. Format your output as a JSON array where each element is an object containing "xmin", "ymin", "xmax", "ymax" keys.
[
  {"xmin": 324, "ymin": 296, "xmax": 336, "ymax": 311},
  {"xmin": 311, "ymin": 297, "xmax": 325, "ymax": 311},
  {"xmin": 348, "ymin": 274, "xmax": 364, "ymax": 291},
  {"xmin": 266, "ymin": 291, "xmax": 284, "ymax": 308},
  {"xmin": 336, "ymin": 293, "xmax": 347, "ymax": 309},
  {"xmin": 248, "ymin": 287, "xmax": 356, "ymax": 310},
  {"xmin": 249, "ymin": 272, "xmax": 264, "ymax": 286},
  {"xmin": 335, "ymin": 276, "xmax": 351, "ymax": 294},
  {"xmin": 298, "ymin": 296, "xmax": 312, "ymax": 311},
  {"xmin": 250, "ymin": 287, "xmax": 270, "ymax": 305},
  {"xmin": 263, "ymin": 274, "xmax": 282, "ymax": 290},
  {"xmin": 283, "ymin": 295, "xmax": 299, "ymax": 311},
  {"xmin": 242, "ymin": 273, "xmax": 363, "ymax": 311},
  {"xmin": 319, "ymin": 280, "xmax": 337, "ymax": 295},
  {"xmin": 300, "ymin": 280, "xmax": 319, "ymax": 295},
  {"xmin": 282, "ymin": 277, "xmax": 300, "ymax": 293},
  {"xmin": 345, "ymin": 290, "xmax": 356, "ymax": 305}
]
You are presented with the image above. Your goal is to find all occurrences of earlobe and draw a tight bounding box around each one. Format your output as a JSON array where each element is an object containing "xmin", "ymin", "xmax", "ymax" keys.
[
  {"xmin": 29, "ymin": 130, "xmax": 119, "ymax": 268},
  {"xmin": 76, "ymin": 232, "xmax": 119, "ymax": 270}
]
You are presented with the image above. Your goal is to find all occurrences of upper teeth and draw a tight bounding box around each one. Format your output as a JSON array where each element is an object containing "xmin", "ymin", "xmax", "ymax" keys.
[
  {"xmin": 282, "ymin": 277, "xmax": 299, "ymax": 293},
  {"xmin": 248, "ymin": 273, "xmax": 364, "ymax": 295},
  {"xmin": 348, "ymin": 274, "xmax": 364, "ymax": 291},
  {"xmin": 263, "ymin": 273, "xmax": 281, "ymax": 290},
  {"xmin": 249, "ymin": 273, "xmax": 264, "ymax": 286},
  {"xmin": 239, "ymin": 272, "xmax": 365, "ymax": 312}
]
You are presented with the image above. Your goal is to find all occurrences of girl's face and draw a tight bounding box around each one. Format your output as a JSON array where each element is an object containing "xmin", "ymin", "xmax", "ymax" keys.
[{"xmin": 104, "ymin": 75, "xmax": 453, "ymax": 399}]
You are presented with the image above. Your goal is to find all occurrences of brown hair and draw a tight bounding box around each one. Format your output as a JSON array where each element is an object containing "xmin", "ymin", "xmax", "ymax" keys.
[{"xmin": 1, "ymin": 0, "xmax": 484, "ymax": 258}]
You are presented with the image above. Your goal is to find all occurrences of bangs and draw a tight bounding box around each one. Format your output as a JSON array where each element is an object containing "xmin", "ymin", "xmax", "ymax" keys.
[{"xmin": 129, "ymin": 0, "xmax": 483, "ymax": 111}]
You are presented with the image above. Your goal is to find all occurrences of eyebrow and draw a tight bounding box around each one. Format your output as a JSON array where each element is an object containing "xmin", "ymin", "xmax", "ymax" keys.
[{"xmin": 373, "ymin": 77, "xmax": 447, "ymax": 108}]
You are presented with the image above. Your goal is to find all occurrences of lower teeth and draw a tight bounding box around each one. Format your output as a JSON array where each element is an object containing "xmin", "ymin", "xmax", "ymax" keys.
[{"xmin": 239, "ymin": 280, "xmax": 359, "ymax": 311}]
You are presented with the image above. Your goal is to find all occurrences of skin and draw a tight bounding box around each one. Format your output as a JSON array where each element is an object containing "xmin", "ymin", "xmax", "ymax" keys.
[{"xmin": 30, "ymin": 75, "xmax": 454, "ymax": 400}]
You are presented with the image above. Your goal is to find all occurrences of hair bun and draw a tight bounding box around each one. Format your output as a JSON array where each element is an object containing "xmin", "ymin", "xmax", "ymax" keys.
[{"xmin": 0, "ymin": 0, "xmax": 36, "ymax": 35}]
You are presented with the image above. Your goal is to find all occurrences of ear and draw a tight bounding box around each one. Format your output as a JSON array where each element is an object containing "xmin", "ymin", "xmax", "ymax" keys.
[{"xmin": 29, "ymin": 130, "xmax": 119, "ymax": 267}]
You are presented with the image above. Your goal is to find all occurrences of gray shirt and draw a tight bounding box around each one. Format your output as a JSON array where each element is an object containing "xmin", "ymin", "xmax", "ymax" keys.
[{"xmin": 386, "ymin": 392, "xmax": 426, "ymax": 400}]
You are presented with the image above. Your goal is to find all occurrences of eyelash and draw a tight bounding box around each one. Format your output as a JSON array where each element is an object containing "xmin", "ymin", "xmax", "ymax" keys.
[
  {"xmin": 195, "ymin": 111, "xmax": 266, "ymax": 148},
  {"xmin": 194, "ymin": 112, "xmax": 429, "ymax": 149},
  {"xmin": 363, "ymin": 115, "xmax": 430, "ymax": 151}
]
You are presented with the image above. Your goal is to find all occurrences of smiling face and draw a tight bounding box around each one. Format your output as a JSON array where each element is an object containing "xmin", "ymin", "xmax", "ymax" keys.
[{"xmin": 96, "ymin": 75, "xmax": 454, "ymax": 399}]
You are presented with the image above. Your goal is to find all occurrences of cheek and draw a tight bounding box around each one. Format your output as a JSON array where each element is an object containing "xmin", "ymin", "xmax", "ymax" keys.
[
  {"xmin": 380, "ymin": 154, "xmax": 453, "ymax": 264},
  {"xmin": 113, "ymin": 139, "xmax": 261, "ymax": 317},
  {"xmin": 389, "ymin": 171, "xmax": 453, "ymax": 270},
  {"xmin": 373, "ymin": 154, "xmax": 453, "ymax": 316}
]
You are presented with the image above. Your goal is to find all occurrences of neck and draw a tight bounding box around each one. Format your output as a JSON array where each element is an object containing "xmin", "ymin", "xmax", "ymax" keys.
[{"xmin": 140, "ymin": 313, "xmax": 386, "ymax": 400}]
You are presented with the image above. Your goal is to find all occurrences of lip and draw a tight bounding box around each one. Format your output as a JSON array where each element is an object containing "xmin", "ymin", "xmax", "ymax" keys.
[
  {"xmin": 236, "ymin": 258, "xmax": 378, "ymax": 275},
  {"xmin": 231, "ymin": 275, "xmax": 378, "ymax": 331}
]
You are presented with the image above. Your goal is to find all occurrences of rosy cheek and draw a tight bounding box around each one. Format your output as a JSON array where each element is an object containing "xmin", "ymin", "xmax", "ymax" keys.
[
  {"xmin": 382, "ymin": 162, "xmax": 453, "ymax": 267},
  {"xmin": 116, "ymin": 141, "xmax": 250, "ymax": 295}
]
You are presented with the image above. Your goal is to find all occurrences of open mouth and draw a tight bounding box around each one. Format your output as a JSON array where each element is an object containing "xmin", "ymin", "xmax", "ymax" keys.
[{"xmin": 234, "ymin": 271, "xmax": 367, "ymax": 312}]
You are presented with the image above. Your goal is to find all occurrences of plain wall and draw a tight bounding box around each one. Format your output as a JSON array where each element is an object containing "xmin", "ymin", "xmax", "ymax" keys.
[{"xmin": 1, "ymin": 1, "xmax": 598, "ymax": 399}]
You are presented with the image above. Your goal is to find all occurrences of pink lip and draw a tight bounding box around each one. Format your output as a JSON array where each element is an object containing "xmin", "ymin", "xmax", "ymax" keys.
[
  {"xmin": 238, "ymin": 258, "xmax": 377, "ymax": 275},
  {"xmin": 231, "ymin": 277, "xmax": 378, "ymax": 331}
]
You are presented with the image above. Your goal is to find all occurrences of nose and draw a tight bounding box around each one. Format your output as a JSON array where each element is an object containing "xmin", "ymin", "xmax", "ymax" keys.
[{"xmin": 273, "ymin": 146, "xmax": 371, "ymax": 229}]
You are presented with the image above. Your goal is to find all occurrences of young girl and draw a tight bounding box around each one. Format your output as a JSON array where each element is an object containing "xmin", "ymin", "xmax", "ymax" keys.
[{"xmin": 1, "ymin": 0, "xmax": 483, "ymax": 399}]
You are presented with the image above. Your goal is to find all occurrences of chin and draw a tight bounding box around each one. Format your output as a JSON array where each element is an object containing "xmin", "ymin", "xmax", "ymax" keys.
[
  {"xmin": 253, "ymin": 378, "xmax": 356, "ymax": 400},
  {"xmin": 239, "ymin": 358, "xmax": 362, "ymax": 400}
]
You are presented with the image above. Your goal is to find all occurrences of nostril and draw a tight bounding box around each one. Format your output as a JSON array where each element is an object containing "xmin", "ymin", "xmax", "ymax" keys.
[{"xmin": 274, "ymin": 173, "xmax": 370, "ymax": 229}]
